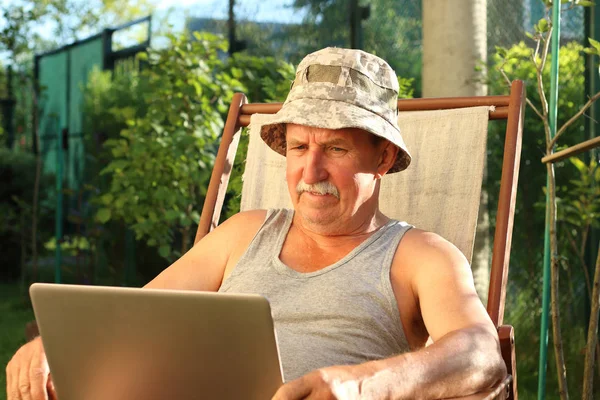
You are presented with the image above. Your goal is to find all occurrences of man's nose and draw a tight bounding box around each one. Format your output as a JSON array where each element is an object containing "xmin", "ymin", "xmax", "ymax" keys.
[{"xmin": 303, "ymin": 149, "xmax": 328, "ymax": 184}]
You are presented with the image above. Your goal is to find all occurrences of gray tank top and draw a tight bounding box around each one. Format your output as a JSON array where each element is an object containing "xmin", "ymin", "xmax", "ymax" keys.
[{"xmin": 218, "ymin": 209, "xmax": 413, "ymax": 381}]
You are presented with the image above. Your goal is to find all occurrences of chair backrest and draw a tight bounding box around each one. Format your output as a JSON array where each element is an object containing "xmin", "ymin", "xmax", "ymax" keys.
[
  {"xmin": 195, "ymin": 80, "xmax": 525, "ymax": 329},
  {"xmin": 241, "ymin": 107, "xmax": 490, "ymax": 263}
]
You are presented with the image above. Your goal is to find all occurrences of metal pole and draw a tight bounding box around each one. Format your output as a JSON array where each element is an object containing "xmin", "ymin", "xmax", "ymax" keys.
[
  {"xmin": 228, "ymin": 0, "xmax": 236, "ymax": 56},
  {"xmin": 349, "ymin": 0, "xmax": 369, "ymax": 49},
  {"xmin": 584, "ymin": 0, "xmax": 600, "ymax": 333},
  {"xmin": 54, "ymin": 125, "xmax": 64, "ymax": 284},
  {"xmin": 4, "ymin": 65, "xmax": 15, "ymax": 149},
  {"xmin": 538, "ymin": 2, "xmax": 561, "ymax": 399},
  {"xmin": 124, "ymin": 229, "xmax": 135, "ymax": 286},
  {"xmin": 350, "ymin": 0, "xmax": 358, "ymax": 49}
]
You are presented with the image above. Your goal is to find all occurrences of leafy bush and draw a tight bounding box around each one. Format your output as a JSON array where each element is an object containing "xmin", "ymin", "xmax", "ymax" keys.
[
  {"xmin": 221, "ymin": 53, "xmax": 296, "ymax": 219},
  {"xmin": 92, "ymin": 33, "xmax": 241, "ymax": 262},
  {"xmin": 0, "ymin": 148, "xmax": 54, "ymax": 282},
  {"xmin": 489, "ymin": 40, "xmax": 597, "ymax": 398},
  {"xmin": 488, "ymin": 41, "xmax": 586, "ymax": 284},
  {"xmin": 82, "ymin": 66, "xmax": 150, "ymax": 168}
]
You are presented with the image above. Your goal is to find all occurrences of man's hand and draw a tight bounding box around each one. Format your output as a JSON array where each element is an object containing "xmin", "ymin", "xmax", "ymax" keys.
[
  {"xmin": 272, "ymin": 363, "xmax": 386, "ymax": 400},
  {"xmin": 6, "ymin": 337, "xmax": 57, "ymax": 400}
]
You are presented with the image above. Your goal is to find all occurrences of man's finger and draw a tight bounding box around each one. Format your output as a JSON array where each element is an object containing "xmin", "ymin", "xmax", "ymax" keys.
[
  {"xmin": 272, "ymin": 376, "xmax": 312, "ymax": 400},
  {"xmin": 9, "ymin": 353, "xmax": 26, "ymax": 400},
  {"xmin": 29, "ymin": 349, "xmax": 50, "ymax": 400},
  {"xmin": 6, "ymin": 359, "xmax": 16, "ymax": 400},
  {"xmin": 17, "ymin": 352, "xmax": 33, "ymax": 400},
  {"xmin": 47, "ymin": 374, "xmax": 57, "ymax": 400}
]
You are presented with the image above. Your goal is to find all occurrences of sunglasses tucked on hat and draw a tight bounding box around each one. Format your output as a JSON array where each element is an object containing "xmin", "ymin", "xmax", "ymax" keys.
[{"xmin": 259, "ymin": 47, "xmax": 411, "ymax": 173}]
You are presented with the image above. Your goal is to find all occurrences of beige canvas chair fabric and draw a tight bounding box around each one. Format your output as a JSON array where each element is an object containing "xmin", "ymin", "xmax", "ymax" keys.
[{"xmin": 241, "ymin": 106, "xmax": 491, "ymax": 263}]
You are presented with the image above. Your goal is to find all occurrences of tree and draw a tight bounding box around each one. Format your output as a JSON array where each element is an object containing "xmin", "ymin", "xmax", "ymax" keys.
[
  {"xmin": 289, "ymin": 0, "xmax": 422, "ymax": 93},
  {"xmin": 1, "ymin": 0, "xmax": 156, "ymax": 65},
  {"xmin": 94, "ymin": 33, "xmax": 241, "ymax": 262}
]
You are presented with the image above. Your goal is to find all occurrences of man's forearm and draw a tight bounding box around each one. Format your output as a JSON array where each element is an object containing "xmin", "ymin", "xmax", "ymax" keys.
[{"xmin": 362, "ymin": 325, "xmax": 506, "ymax": 399}]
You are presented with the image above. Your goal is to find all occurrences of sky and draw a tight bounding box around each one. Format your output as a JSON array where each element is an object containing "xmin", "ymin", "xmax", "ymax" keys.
[
  {"xmin": 142, "ymin": 0, "xmax": 307, "ymax": 51},
  {"xmin": 156, "ymin": 0, "xmax": 306, "ymax": 26},
  {"xmin": 0, "ymin": 0, "xmax": 306, "ymax": 63}
]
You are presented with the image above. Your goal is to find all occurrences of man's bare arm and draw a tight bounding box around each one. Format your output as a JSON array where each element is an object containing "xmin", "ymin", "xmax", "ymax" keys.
[
  {"xmin": 369, "ymin": 229, "xmax": 506, "ymax": 398},
  {"xmin": 145, "ymin": 209, "xmax": 267, "ymax": 291},
  {"xmin": 272, "ymin": 229, "xmax": 505, "ymax": 400}
]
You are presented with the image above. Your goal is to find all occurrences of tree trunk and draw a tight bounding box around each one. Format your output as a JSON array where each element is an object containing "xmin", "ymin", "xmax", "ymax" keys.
[
  {"xmin": 548, "ymin": 162, "xmax": 569, "ymax": 400},
  {"xmin": 181, "ymin": 226, "xmax": 190, "ymax": 257},
  {"xmin": 20, "ymin": 211, "xmax": 27, "ymax": 297},
  {"xmin": 583, "ymin": 242, "xmax": 600, "ymax": 400},
  {"xmin": 31, "ymin": 74, "xmax": 41, "ymax": 283},
  {"xmin": 422, "ymin": 0, "xmax": 490, "ymax": 302}
]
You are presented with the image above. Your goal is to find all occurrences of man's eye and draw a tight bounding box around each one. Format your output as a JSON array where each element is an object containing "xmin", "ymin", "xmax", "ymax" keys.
[
  {"xmin": 330, "ymin": 147, "xmax": 345, "ymax": 152},
  {"xmin": 291, "ymin": 144, "xmax": 307, "ymax": 150}
]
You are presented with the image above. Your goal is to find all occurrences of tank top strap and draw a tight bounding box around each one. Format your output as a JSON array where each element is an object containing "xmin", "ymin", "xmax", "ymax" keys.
[{"xmin": 220, "ymin": 209, "xmax": 292, "ymax": 290}]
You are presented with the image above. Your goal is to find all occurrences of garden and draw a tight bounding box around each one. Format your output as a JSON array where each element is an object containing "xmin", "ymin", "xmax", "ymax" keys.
[{"xmin": 1, "ymin": 0, "xmax": 600, "ymax": 399}]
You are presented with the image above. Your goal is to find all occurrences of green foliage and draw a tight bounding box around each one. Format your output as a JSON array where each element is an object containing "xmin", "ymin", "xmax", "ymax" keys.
[
  {"xmin": 558, "ymin": 158, "xmax": 600, "ymax": 231},
  {"xmin": 289, "ymin": 0, "xmax": 423, "ymax": 95},
  {"xmin": 489, "ymin": 41, "xmax": 586, "ymax": 280},
  {"xmin": 81, "ymin": 32, "xmax": 303, "ymax": 265},
  {"xmin": 535, "ymin": 17, "xmax": 550, "ymax": 34},
  {"xmin": 83, "ymin": 67, "xmax": 147, "ymax": 164},
  {"xmin": 44, "ymin": 235, "xmax": 93, "ymax": 256},
  {"xmin": 0, "ymin": 148, "xmax": 54, "ymax": 282},
  {"xmin": 491, "ymin": 31, "xmax": 600, "ymax": 397},
  {"xmin": 226, "ymin": 53, "xmax": 296, "ymax": 104},
  {"xmin": 221, "ymin": 54, "xmax": 296, "ymax": 220},
  {"xmin": 94, "ymin": 33, "xmax": 239, "ymax": 262},
  {"xmin": 1, "ymin": 0, "xmax": 155, "ymax": 61}
]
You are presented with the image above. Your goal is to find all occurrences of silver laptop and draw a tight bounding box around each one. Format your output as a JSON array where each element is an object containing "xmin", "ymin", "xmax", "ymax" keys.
[{"xmin": 30, "ymin": 283, "xmax": 283, "ymax": 400}]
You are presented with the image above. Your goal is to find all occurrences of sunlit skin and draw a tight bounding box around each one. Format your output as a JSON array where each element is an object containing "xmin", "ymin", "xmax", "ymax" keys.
[
  {"xmin": 285, "ymin": 123, "xmax": 398, "ymax": 237},
  {"xmin": 279, "ymin": 124, "xmax": 402, "ymax": 273}
]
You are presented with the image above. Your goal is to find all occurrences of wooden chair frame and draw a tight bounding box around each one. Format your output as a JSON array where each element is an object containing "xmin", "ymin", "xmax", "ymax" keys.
[{"xmin": 194, "ymin": 80, "xmax": 526, "ymax": 400}]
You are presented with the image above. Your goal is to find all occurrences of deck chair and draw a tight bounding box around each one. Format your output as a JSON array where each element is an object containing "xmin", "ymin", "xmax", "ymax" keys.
[{"xmin": 194, "ymin": 80, "xmax": 526, "ymax": 400}]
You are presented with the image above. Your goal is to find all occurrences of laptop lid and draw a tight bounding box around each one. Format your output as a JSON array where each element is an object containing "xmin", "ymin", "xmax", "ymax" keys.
[{"xmin": 30, "ymin": 283, "xmax": 283, "ymax": 400}]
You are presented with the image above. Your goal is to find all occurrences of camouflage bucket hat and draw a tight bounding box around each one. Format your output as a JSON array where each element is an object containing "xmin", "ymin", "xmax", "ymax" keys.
[{"xmin": 259, "ymin": 47, "xmax": 411, "ymax": 173}]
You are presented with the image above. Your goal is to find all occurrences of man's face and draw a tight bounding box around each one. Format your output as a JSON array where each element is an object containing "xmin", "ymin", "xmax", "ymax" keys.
[{"xmin": 285, "ymin": 124, "xmax": 389, "ymax": 231}]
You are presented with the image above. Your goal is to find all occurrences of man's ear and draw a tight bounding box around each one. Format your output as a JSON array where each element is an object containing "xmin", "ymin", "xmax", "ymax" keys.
[{"xmin": 376, "ymin": 141, "xmax": 399, "ymax": 179}]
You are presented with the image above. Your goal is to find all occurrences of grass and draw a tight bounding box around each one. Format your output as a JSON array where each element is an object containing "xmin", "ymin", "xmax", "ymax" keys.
[
  {"xmin": 0, "ymin": 263, "xmax": 140, "ymax": 400},
  {"xmin": 0, "ymin": 282, "xmax": 35, "ymax": 400}
]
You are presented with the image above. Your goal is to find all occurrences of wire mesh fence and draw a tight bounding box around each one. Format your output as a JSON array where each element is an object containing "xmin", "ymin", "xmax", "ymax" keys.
[
  {"xmin": 184, "ymin": 0, "xmax": 423, "ymax": 92},
  {"xmin": 488, "ymin": 0, "xmax": 585, "ymax": 51},
  {"xmin": 182, "ymin": 0, "xmax": 585, "ymax": 97}
]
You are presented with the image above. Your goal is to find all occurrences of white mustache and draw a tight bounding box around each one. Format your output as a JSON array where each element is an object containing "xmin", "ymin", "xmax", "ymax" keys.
[{"xmin": 296, "ymin": 180, "xmax": 340, "ymax": 198}]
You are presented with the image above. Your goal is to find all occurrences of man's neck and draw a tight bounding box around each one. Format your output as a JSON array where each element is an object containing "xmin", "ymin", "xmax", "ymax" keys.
[{"xmin": 291, "ymin": 209, "xmax": 390, "ymax": 250}]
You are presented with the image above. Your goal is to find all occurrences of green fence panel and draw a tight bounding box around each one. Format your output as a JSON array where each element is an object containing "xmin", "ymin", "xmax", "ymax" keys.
[
  {"xmin": 67, "ymin": 37, "xmax": 104, "ymax": 192},
  {"xmin": 38, "ymin": 37, "xmax": 104, "ymax": 192},
  {"xmin": 38, "ymin": 51, "xmax": 68, "ymax": 180}
]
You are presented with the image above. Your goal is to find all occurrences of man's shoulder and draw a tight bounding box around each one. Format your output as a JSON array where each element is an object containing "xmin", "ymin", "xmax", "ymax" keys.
[
  {"xmin": 226, "ymin": 209, "xmax": 269, "ymax": 223},
  {"xmin": 397, "ymin": 228, "xmax": 459, "ymax": 252},
  {"xmin": 392, "ymin": 228, "xmax": 470, "ymax": 280},
  {"xmin": 219, "ymin": 209, "xmax": 269, "ymax": 235}
]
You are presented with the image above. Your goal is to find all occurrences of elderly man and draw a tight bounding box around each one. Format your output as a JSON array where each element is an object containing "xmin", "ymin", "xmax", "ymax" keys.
[{"xmin": 7, "ymin": 47, "xmax": 506, "ymax": 400}]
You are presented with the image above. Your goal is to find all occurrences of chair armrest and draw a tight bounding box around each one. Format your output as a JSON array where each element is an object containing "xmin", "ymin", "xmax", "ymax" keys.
[
  {"xmin": 443, "ymin": 375, "xmax": 512, "ymax": 400},
  {"xmin": 497, "ymin": 325, "xmax": 516, "ymax": 400}
]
